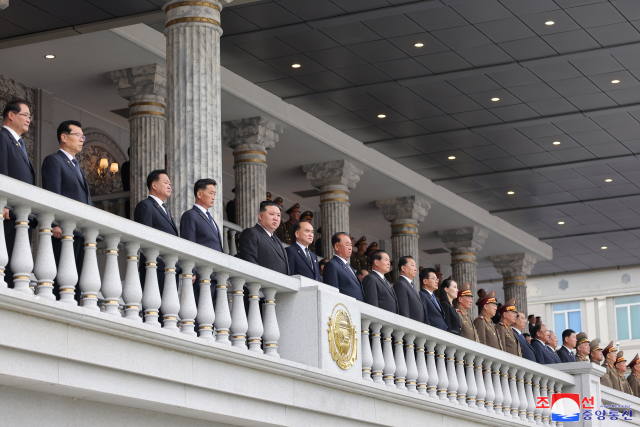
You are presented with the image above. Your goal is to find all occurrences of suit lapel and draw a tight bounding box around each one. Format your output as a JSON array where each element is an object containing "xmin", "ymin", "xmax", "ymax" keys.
[
  {"xmin": 3, "ymin": 128, "xmax": 34, "ymax": 174},
  {"xmin": 196, "ymin": 208, "xmax": 221, "ymax": 242},
  {"xmin": 150, "ymin": 197, "xmax": 177, "ymax": 232},
  {"xmin": 296, "ymin": 245, "xmax": 314, "ymax": 271},
  {"xmin": 377, "ymin": 273, "xmax": 397, "ymax": 301},
  {"xmin": 58, "ymin": 151, "xmax": 88, "ymax": 191},
  {"xmin": 257, "ymin": 226, "xmax": 287, "ymax": 262},
  {"xmin": 405, "ymin": 276, "xmax": 421, "ymax": 300},
  {"xmin": 337, "ymin": 257, "xmax": 361, "ymax": 287}
]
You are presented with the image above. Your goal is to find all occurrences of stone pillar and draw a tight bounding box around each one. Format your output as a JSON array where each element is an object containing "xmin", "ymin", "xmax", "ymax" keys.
[
  {"xmin": 164, "ymin": 0, "xmax": 230, "ymax": 224},
  {"xmin": 108, "ymin": 64, "xmax": 166, "ymax": 216},
  {"xmin": 439, "ymin": 226, "xmax": 488, "ymax": 318},
  {"xmin": 222, "ymin": 117, "xmax": 283, "ymax": 230},
  {"xmin": 490, "ymin": 253, "xmax": 537, "ymax": 314},
  {"xmin": 303, "ymin": 160, "xmax": 363, "ymax": 257},
  {"xmin": 376, "ymin": 195, "xmax": 429, "ymax": 282}
]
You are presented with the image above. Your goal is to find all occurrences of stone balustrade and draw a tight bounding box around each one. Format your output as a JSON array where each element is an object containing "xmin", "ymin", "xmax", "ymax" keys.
[{"xmin": 222, "ymin": 220, "xmax": 242, "ymax": 256}]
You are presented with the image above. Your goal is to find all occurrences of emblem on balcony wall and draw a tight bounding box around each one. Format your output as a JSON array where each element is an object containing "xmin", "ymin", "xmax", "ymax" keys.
[{"xmin": 327, "ymin": 303, "xmax": 358, "ymax": 370}]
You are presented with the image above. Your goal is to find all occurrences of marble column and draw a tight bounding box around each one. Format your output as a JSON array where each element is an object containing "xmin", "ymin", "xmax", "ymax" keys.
[
  {"xmin": 490, "ymin": 253, "xmax": 537, "ymax": 314},
  {"xmin": 108, "ymin": 64, "xmax": 166, "ymax": 216},
  {"xmin": 439, "ymin": 226, "xmax": 488, "ymax": 318},
  {"xmin": 376, "ymin": 195, "xmax": 429, "ymax": 282},
  {"xmin": 222, "ymin": 117, "xmax": 283, "ymax": 230},
  {"xmin": 164, "ymin": 0, "xmax": 231, "ymax": 224},
  {"xmin": 303, "ymin": 160, "xmax": 363, "ymax": 257}
]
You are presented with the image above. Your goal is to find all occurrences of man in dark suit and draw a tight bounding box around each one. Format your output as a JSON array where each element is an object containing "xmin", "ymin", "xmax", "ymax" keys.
[
  {"xmin": 285, "ymin": 220, "xmax": 320, "ymax": 281},
  {"xmin": 418, "ymin": 267, "xmax": 448, "ymax": 331},
  {"xmin": 362, "ymin": 250, "xmax": 398, "ymax": 313},
  {"xmin": 322, "ymin": 232, "xmax": 364, "ymax": 301},
  {"xmin": 531, "ymin": 324, "xmax": 556, "ymax": 364},
  {"xmin": 558, "ymin": 329, "xmax": 577, "ymax": 363},
  {"xmin": 1, "ymin": 100, "xmax": 36, "ymax": 289},
  {"xmin": 134, "ymin": 169, "xmax": 179, "ymax": 293},
  {"xmin": 394, "ymin": 256, "xmax": 425, "ymax": 323},
  {"xmin": 42, "ymin": 120, "xmax": 92, "ymax": 298},
  {"xmin": 547, "ymin": 331, "xmax": 563, "ymax": 363},
  {"xmin": 237, "ymin": 200, "xmax": 289, "ymax": 275},
  {"xmin": 513, "ymin": 311, "xmax": 540, "ymax": 363}
]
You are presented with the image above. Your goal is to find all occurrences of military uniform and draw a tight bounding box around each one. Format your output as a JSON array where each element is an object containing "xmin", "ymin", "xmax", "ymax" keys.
[
  {"xmin": 457, "ymin": 310, "xmax": 480, "ymax": 342},
  {"xmin": 575, "ymin": 332, "xmax": 589, "ymax": 361},
  {"xmin": 627, "ymin": 354, "xmax": 640, "ymax": 397},
  {"xmin": 273, "ymin": 197, "xmax": 286, "ymax": 242},
  {"xmin": 351, "ymin": 236, "xmax": 369, "ymax": 272},
  {"xmin": 602, "ymin": 342, "xmax": 622, "ymax": 390},
  {"xmin": 364, "ymin": 242, "xmax": 378, "ymax": 272},
  {"xmin": 473, "ymin": 291, "xmax": 503, "ymax": 350},
  {"xmin": 615, "ymin": 352, "xmax": 634, "ymax": 395},
  {"xmin": 495, "ymin": 299, "xmax": 521, "ymax": 357},
  {"xmin": 277, "ymin": 203, "xmax": 300, "ymax": 245}
]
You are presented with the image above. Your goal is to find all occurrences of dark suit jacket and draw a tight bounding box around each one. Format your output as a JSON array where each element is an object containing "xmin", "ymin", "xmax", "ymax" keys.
[
  {"xmin": 285, "ymin": 243, "xmax": 320, "ymax": 281},
  {"xmin": 180, "ymin": 206, "xmax": 223, "ymax": 252},
  {"xmin": 323, "ymin": 256, "xmax": 364, "ymax": 302},
  {"xmin": 394, "ymin": 276, "xmax": 426, "ymax": 323},
  {"xmin": 0, "ymin": 127, "xmax": 35, "ymax": 185},
  {"xmin": 548, "ymin": 346, "xmax": 562, "ymax": 363},
  {"xmin": 532, "ymin": 339, "xmax": 556, "ymax": 364},
  {"xmin": 134, "ymin": 197, "xmax": 179, "ymax": 236},
  {"xmin": 42, "ymin": 150, "xmax": 91, "ymax": 205},
  {"xmin": 557, "ymin": 346, "xmax": 577, "ymax": 363},
  {"xmin": 362, "ymin": 271, "xmax": 398, "ymax": 313},
  {"xmin": 441, "ymin": 298, "xmax": 461, "ymax": 335},
  {"xmin": 420, "ymin": 289, "xmax": 448, "ymax": 331},
  {"xmin": 514, "ymin": 328, "xmax": 540, "ymax": 363},
  {"xmin": 237, "ymin": 224, "xmax": 289, "ymax": 276}
]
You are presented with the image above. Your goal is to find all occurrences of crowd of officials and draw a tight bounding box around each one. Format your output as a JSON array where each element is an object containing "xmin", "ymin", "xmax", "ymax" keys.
[{"xmin": 1, "ymin": 99, "xmax": 639, "ymax": 398}]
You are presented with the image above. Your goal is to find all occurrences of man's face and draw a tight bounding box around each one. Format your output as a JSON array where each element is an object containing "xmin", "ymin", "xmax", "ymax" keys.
[
  {"xmin": 517, "ymin": 312, "xmax": 527, "ymax": 330},
  {"xmin": 422, "ymin": 271, "xmax": 439, "ymax": 292},
  {"xmin": 616, "ymin": 361, "xmax": 627, "ymax": 373},
  {"xmin": 482, "ymin": 302, "xmax": 498, "ymax": 318},
  {"xmin": 591, "ymin": 349, "xmax": 603, "ymax": 362},
  {"xmin": 358, "ymin": 242, "xmax": 367, "ymax": 254},
  {"xmin": 565, "ymin": 333, "xmax": 577, "ymax": 349},
  {"xmin": 501, "ymin": 310, "xmax": 516, "ymax": 326},
  {"xmin": 400, "ymin": 258, "xmax": 417, "ymax": 280},
  {"xmin": 7, "ymin": 103, "xmax": 30, "ymax": 135},
  {"xmin": 633, "ymin": 364, "xmax": 640, "ymax": 374},
  {"xmin": 61, "ymin": 124, "xmax": 84, "ymax": 156},
  {"xmin": 258, "ymin": 205, "xmax": 281, "ymax": 233},
  {"xmin": 478, "ymin": 289, "xmax": 486, "ymax": 299},
  {"xmin": 295, "ymin": 221, "xmax": 314, "ymax": 247},
  {"xmin": 459, "ymin": 295, "xmax": 473, "ymax": 310},
  {"xmin": 197, "ymin": 184, "xmax": 216, "ymax": 209},
  {"xmin": 152, "ymin": 173, "xmax": 172, "ymax": 200},
  {"xmin": 374, "ymin": 252, "xmax": 391, "ymax": 274},
  {"xmin": 606, "ymin": 351, "xmax": 617, "ymax": 364},
  {"xmin": 290, "ymin": 211, "xmax": 300, "ymax": 222},
  {"xmin": 537, "ymin": 325, "xmax": 549, "ymax": 343},
  {"xmin": 529, "ymin": 317, "xmax": 535, "ymax": 325},
  {"xmin": 549, "ymin": 332, "xmax": 558, "ymax": 348},
  {"xmin": 577, "ymin": 342, "xmax": 590, "ymax": 356},
  {"xmin": 333, "ymin": 234, "xmax": 352, "ymax": 259}
]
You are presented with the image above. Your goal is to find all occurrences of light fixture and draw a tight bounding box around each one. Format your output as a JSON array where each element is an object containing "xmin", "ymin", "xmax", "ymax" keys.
[
  {"xmin": 291, "ymin": 64, "xmax": 301, "ymax": 68},
  {"xmin": 611, "ymin": 79, "xmax": 620, "ymax": 84},
  {"xmin": 415, "ymin": 43, "xmax": 424, "ymax": 47},
  {"xmin": 98, "ymin": 158, "xmax": 119, "ymax": 180},
  {"xmin": 545, "ymin": 21, "xmax": 555, "ymax": 26},
  {"xmin": 605, "ymin": 178, "xmax": 613, "ymax": 182},
  {"xmin": 448, "ymin": 156, "xmax": 456, "ymax": 160},
  {"xmin": 44, "ymin": 54, "xmax": 55, "ymax": 59},
  {"xmin": 377, "ymin": 114, "xmax": 386, "ymax": 118},
  {"xmin": 110, "ymin": 163, "xmax": 119, "ymax": 174},
  {"xmin": 601, "ymin": 246, "xmax": 608, "ymax": 250},
  {"xmin": 558, "ymin": 221, "xmax": 565, "ymax": 225},
  {"xmin": 553, "ymin": 141, "xmax": 561, "ymax": 145},
  {"xmin": 507, "ymin": 191, "xmax": 515, "ymax": 195},
  {"xmin": 491, "ymin": 97, "xmax": 500, "ymax": 102}
]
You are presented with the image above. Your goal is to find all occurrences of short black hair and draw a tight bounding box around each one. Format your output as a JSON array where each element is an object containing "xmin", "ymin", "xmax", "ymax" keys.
[
  {"xmin": 531, "ymin": 324, "xmax": 543, "ymax": 340},
  {"xmin": 319, "ymin": 258, "xmax": 328, "ymax": 267},
  {"xmin": 398, "ymin": 256, "xmax": 413, "ymax": 272},
  {"xmin": 331, "ymin": 232, "xmax": 348, "ymax": 248},
  {"xmin": 536, "ymin": 316, "xmax": 541, "ymax": 319},
  {"xmin": 56, "ymin": 120, "xmax": 83, "ymax": 143},
  {"xmin": 419, "ymin": 267, "xmax": 437, "ymax": 286},
  {"xmin": 528, "ymin": 314, "xmax": 535, "ymax": 320},
  {"xmin": 2, "ymin": 99, "xmax": 29, "ymax": 120},
  {"xmin": 523, "ymin": 333, "xmax": 531, "ymax": 338},
  {"xmin": 293, "ymin": 220, "xmax": 312, "ymax": 233},
  {"xmin": 370, "ymin": 250, "xmax": 386, "ymax": 265},
  {"xmin": 194, "ymin": 178, "xmax": 217, "ymax": 198},
  {"xmin": 562, "ymin": 329, "xmax": 575, "ymax": 344},
  {"xmin": 356, "ymin": 269, "xmax": 367, "ymax": 278},
  {"xmin": 260, "ymin": 200, "xmax": 281, "ymax": 212},
  {"xmin": 146, "ymin": 169, "xmax": 168, "ymax": 191}
]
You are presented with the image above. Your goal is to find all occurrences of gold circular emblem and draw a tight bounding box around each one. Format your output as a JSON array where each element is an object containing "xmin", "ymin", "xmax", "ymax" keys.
[{"xmin": 327, "ymin": 303, "xmax": 358, "ymax": 370}]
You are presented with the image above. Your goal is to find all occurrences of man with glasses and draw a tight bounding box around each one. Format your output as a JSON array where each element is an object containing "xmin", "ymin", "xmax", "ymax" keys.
[
  {"xmin": 418, "ymin": 267, "xmax": 448, "ymax": 331},
  {"xmin": 1, "ymin": 99, "xmax": 36, "ymax": 289}
]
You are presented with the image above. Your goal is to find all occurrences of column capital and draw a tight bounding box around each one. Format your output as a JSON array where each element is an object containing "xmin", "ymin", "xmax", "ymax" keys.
[
  {"xmin": 302, "ymin": 159, "xmax": 363, "ymax": 189},
  {"xmin": 490, "ymin": 253, "xmax": 537, "ymax": 277},
  {"xmin": 375, "ymin": 195, "xmax": 430, "ymax": 222},
  {"xmin": 438, "ymin": 226, "xmax": 488, "ymax": 252},
  {"xmin": 107, "ymin": 64, "xmax": 166, "ymax": 100},
  {"xmin": 222, "ymin": 116, "xmax": 283, "ymax": 150}
]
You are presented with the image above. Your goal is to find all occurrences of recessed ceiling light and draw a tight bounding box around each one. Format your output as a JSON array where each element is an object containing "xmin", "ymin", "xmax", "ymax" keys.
[
  {"xmin": 553, "ymin": 141, "xmax": 561, "ymax": 145},
  {"xmin": 44, "ymin": 54, "xmax": 55, "ymax": 59},
  {"xmin": 605, "ymin": 178, "xmax": 613, "ymax": 182},
  {"xmin": 291, "ymin": 64, "xmax": 301, "ymax": 68},
  {"xmin": 491, "ymin": 97, "xmax": 500, "ymax": 102},
  {"xmin": 545, "ymin": 21, "xmax": 555, "ymax": 26},
  {"xmin": 611, "ymin": 79, "xmax": 620, "ymax": 84},
  {"xmin": 448, "ymin": 156, "xmax": 456, "ymax": 160},
  {"xmin": 415, "ymin": 43, "xmax": 424, "ymax": 47},
  {"xmin": 601, "ymin": 246, "xmax": 608, "ymax": 250},
  {"xmin": 507, "ymin": 191, "xmax": 515, "ymax": 195},
  {"xmin": 558, "ymin": 221, "xmax": 565, "ymax": 225},
  {"xmin": 377, "ymin": 114, "xmax": 386, "ymax": 118}
]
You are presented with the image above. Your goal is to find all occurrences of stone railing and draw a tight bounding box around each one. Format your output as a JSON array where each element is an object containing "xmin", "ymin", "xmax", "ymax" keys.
[
  {"xmin": 222, "ymin": 220, "xmax": 241, "ymax": 256},
  {"xmin": 0, "ymin": 174, "xmax": 298, "ymax": 355},
  {"xmin": 91, "ymin": 190, "xmax": 130, "ymax": 217}
]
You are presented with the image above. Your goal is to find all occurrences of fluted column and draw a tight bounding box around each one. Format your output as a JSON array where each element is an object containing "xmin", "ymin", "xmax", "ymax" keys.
[
  {"xmin": 164, "ymin": 0, "xmax": 228, "ymax": 222},
  {"xmin": 303, "ymin": 160, "xmax": 363, "ymax": 257},
  {"xmin": 439, "ymin": 226, "xmax": 488, "ymax": 318},
  {"xmin": 370, "ymin": 323, "xmax": 384, "ymax": 384},
  {"xmin": 223, "ymin": 117, "xmax": 283, "ymax": 230},
  {"xmin": 10, "ymin": 205, "xmax": 33, "ymax": 294},
  {"xmin": 33, "ymin": 213, "xmax": 56, "ymax": 300},
  {"xmin": 376, "ymin": 196, "xmax": 429, "ymax": 281},
  {"xmin": 122, "ymin": 242, "xmax": 142, "ymax": 321},
  {"xmin": 0, "ymin": 197, "xmax": 7, "ymax": 288},
  {"xmin": 490, "ymin": 253, "xmax": 537, "ymax": 314},
  {"xmin": 108, "ymin": 64, "xmax": 166, "ymax": 215}
]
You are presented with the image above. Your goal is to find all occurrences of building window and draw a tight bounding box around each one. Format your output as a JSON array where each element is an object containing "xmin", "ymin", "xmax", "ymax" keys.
[
  {"xmin": 615, "ymin": 295, "xmax": 640, "ymax": 341},
  {"xmin": 553, "ymin": 301, "xmax": 582, "ymax": 333}
]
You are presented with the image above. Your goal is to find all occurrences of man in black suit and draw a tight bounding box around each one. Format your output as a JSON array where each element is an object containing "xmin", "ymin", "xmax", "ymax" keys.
[
  {"xmin": 513, "ymin": 311, "xmax": 541, "ymax": 363},
  {"xmin": 285, "ymin": 220, "xmax": 320, "ymax": 281},
  {"xmin": 322, "ymin": 232, "xmax": 364, "ymax": 302},
  {"xmin": 547, "ymin": 331, "xmax": 563, "ymax": 363},
  {"xmin": 237, "ymin": 200, "xmax": 289, "ymax": 275},
  {"xmin": 531, "ymin": 324, "xmax": 556, "ymax": 364},
  {"xmin": 558, "ymin": 329, "xmax": 577, "ymax": 363},
  {"xmin": 394, "ymin": 256, "xmax": 425, "ymax": 323},
  {"xmin": 42, "ymin": 120, "xmax": 92, "ymax": 298},
  {"xmin": 419, "ymin": 267, "xmax": 448, "ymax": 331},
  {"xmin": 180, "ymin": 178, "xmax": 223, "ymax": 252},
  {"xmin": 362, "ymin": 250, "xmax": 398, "ymax": 313},
  {"xmin": 1, "ymin": 100, "xmax": 36, "ymax": 288}
]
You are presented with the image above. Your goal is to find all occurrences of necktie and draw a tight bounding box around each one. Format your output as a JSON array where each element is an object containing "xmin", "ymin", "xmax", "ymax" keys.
[
  {"xmin": 162, "ymin": 202, "xmax": 171, "ymax": 218},
  {"xmin": 430, "ymin": 293, "xmax": 441, "ymax": 312},
  {"xmin": 271, "ymin": 233, "xmax": 282, "ymax": 254},
  {"xmin": 70, "ymin": 158, "xmax": 87, "ymax": 185},
  {"xmin": 206, "ymin": 211, "xmax": 219, "ymax": 235},
  {"xmin": 17, "ymin": 137, "xmax": 27, "ymax": 157},
  {"xmin": 305, "ymin": 247, "xmax": 314, "ymax": 271}
]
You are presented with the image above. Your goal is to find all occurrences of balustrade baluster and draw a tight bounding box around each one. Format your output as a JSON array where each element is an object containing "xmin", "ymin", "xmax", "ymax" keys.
[
  {"xmin": 30, "ymin": 273, "xmax": 37, "ymax": 291},
  {"xmin": 455, "ymin": 350, "xmax": 467, "ymax": 406},
  {"xmin": 230, "ymin": 277, "xmax": 248, "ymax": 348},
  {"xmin": 492, "ymin": 362, "xmax": 503, "ymax": 415},
  {"xmin": 501, "ymin": 364, "xmax": 511, "ymax": 417},
  {"xmin": 538, "ymin": 377, "xmax": 548, "ymax": 425},
  {"xmin": 178, "ymin": 260, "xmax": 197, "ymax": 335},
  {"xmin": 554, "ymin": 383, "xmax": 562, "ymax": 427},
  {"xmin": 79, "ymin": 228, "xmax": 100, "ymax": 308},
  {"xmin": 246, "ymin": 282, "xmax": 263, "ymax": 351},
  {"xmin": 465, "ymin": 354, "xmax": 476, "ymax": 408},
  {"xmin": 160, "ymin": 255, "xmax": 179, "ymax": 330},
  {"xmin": 57, "ymin": 221, "xmax": 78, "ymax": 304},
  {"xmin": 361, "ymin": 319, "xmax": 373, "ymax": 381},
  {"xmin": 426, "ymin": 340, "xmax": 438, "ymax": 398},
  {"xmin": 141, "ymin": 248, "xmax": 161, "ymax": 325},
  {"xmin": 101, "ymin": 235, "xmax": 122, "ymax": 315},
  {"xmin": 547, "ymin": 380, "xmax": 555, "ymax": 427},
  {"xmin": 445, "ymin": 346, "xmax": 458, "ymax": 403},
  {"xmin": 122, "ymin": 242, "xmax": 142, "ymax": 321},
  {"xmin": 393, "ymin": 330, "xmax": 407, "ymax": 389},
  {"xmin": 415, "ymin": 337, "xmax": 428, "ymax": 394},
  {"xmin": 222, "ymin": 227, "xmax": 229, "ymax": 254},
  {"xmin": 228, "ymin": 230, "xmax": 237, "ymax": 256},
  {"xmin": 262, "ymin": 287, "xmax": 280, "ymax": 357},
  {"xmin": 195, "ymin": 266, "xmax": 215, "ymax": 339},
  {"xmin": 404, "ymin": 334, "xmax": 417, "ymax": 392},
  {"xmin": 33, "ymin": 213, "xmax": 56, "ymax": 299},
  {"xmin": 370, "ymin": 322, "xmax": 384, "ymax": 384},
  {"xmin": 381, "ymin": 326, "xmax": 396, "ymax": 386},
  {"xmin": 532, "ymin": 374, "xmax": 541, "ymax": 424},
  {"xmin": 524, "ymin": 372, "xmax": 534, "ymax": 422},
  {"xmin": 214, "ymin": 271, "xmax": 231, "ymax": 344},
  {"xmin": 510, "ymin": 367, "xmax": 521, "ymax": 419},
  {"xmin": 0, "ymin": 197, "xmax": 7, "ymax": 288},
  {"xmin": 483, "ymin": 359, "xmax": 495, "ymax": 411},
  {"xmin": 436, "ymin": 344, "xmax": 448, "ymax": 400},
  {"xmin": 475, "ymin": 356, "xmax": 486, "ymax": 410},
  {"xmin": 10, "ymin": 205, "xmax": 33, "ymax": 294}
]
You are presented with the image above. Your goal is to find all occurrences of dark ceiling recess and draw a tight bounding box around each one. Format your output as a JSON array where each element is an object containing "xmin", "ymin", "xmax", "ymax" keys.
[
  {"xmin": 110, "ymin": 108, "xmax": 130, "ymax": 119},
  {"xmin": 423, "ymin": 248, "xmax": 450, "ymax": 255},
  {"xmin": 293, "ymin": 189, "xmax": 319, "ymax": 198}
]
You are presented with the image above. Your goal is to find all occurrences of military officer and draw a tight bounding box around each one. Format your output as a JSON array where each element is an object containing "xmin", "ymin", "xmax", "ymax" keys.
[
  {"xmin": 278, "ymin": 203, "xmax": 300, "ymax": 245},
  {"xmin": 365, "ymin": 242, "xmax": 378, "ymax": 272},
  {"xmin": 456, "ymin": 283, "xmax": 479, "ymax": 342},
  {"xmin": 351, "ymin": 236, "xmax": 368, "ymax": 272},
  {"xmin": 495, "ymin": 298, "xmax": 521, "ymax": 357},
  {"xmin": 590, "ymin": 340, "xmax": 613, "ymax": 387},
  {"xmin": 602, "ymin": 342, "xmax": 623, "ymax": 390},
  {"xmin": 273, "ymin": 197, "xmax": 286, "ymax": 242},
  {"xmin": 575, "ymin": 332, "xmax": 590, "ymax": 361},
  {"xmin": 473, "ymin": 291, "xmax": 503, "ymax": 350},
  {"xmin": 615, "ymin": 352, "xmax": 634, "ymax": 395},
  {"xmin": 300, "ymin": 210, "xmax": 313, "ymax": 222},
  {"xmin": 627, "ymin": 354, "xmax": 640, "ymax": 397},
  {"xmin": 266, "ymin": 191, "xmax": 272, "ymax": 201}
]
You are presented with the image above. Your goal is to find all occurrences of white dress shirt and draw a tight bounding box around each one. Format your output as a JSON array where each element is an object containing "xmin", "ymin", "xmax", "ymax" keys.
[
  {"xmin": 149, "ymin": 195, "xmax": 167, "ymax": 214},
  {"xmin": 372, "ymin": 269, "xmax": 385, "ymax": 280},
  {"xmin": 59, "ymin": 148, "xmax": 75, "ymax": 161},
  {"xmin": 3, "ymin": 125, "xmax": 20, "ymax": 143},
  {"xmin": 258, "ymin": 223, "xmax": 273, "ymax": 237}
]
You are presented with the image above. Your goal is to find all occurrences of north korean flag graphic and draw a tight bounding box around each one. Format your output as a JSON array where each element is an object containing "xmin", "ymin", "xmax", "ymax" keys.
[{"xmin": 551, "ymin": 393, "xmax": 581, "ymax": 422}]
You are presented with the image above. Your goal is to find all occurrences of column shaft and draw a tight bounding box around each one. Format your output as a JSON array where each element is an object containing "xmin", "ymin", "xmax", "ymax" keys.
[
  {"xmin": 319, "ymin": 184, "xmax": 350, "ymax": 257},
  {"xmin": 490, "ymin": 253, "xmax": 537, "ymax": 314}
]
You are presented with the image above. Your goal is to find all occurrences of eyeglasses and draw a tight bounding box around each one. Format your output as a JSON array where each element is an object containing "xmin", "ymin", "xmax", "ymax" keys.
[
  {"xmin": 17, "ymin": 113, "xmax": 33, "ymax": 120},
  {"xmin": 66, "ymin": 132, "xmax": 86, "ymax": 141}
]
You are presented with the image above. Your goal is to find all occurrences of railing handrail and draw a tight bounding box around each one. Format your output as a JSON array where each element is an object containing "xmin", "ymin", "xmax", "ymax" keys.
[{"xmin": 222, "ymin": 220, "xmax": 243, "ymax": 233}]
